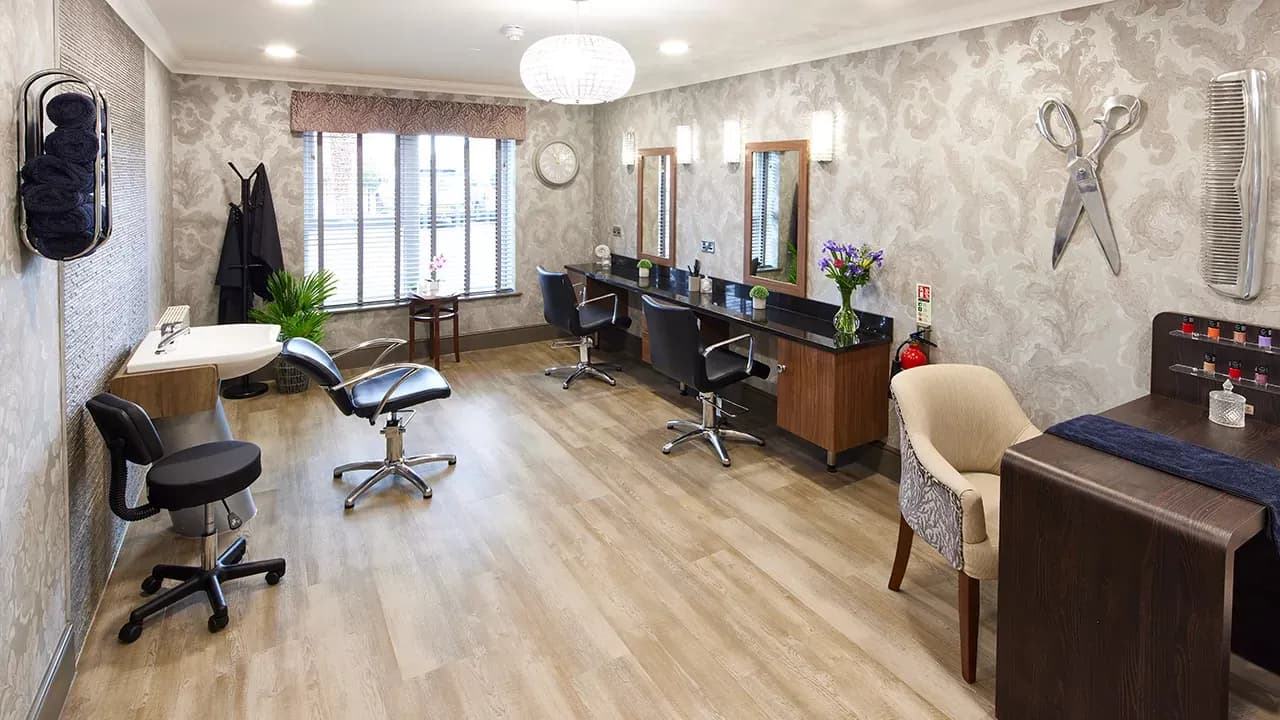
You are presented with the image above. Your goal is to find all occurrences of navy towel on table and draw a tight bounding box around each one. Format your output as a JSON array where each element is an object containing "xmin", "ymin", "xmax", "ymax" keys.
[
  {"xmin": 21, "ymin": 184, "xmax": 88, "ymax": 213},
  {"xmin": 1047, "ymin": 414, "xmax": 1280, "ymax": 554},
  {"xmin": 46, "ymin": 92, "xmax": 99, "ymax": 128},
  {"xmin": 20, "ymin": 154, "xmax": 93, "ymax": 191},
  {"xmin": 45, "ymin": 126, "xmax": 100, "ymax": 165}
]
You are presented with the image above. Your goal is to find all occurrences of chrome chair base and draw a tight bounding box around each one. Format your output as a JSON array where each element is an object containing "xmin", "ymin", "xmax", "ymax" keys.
[
  {"xmin": 544, "ymin": 336, "xmax": 620, "ymax": 390},
  {"xmin": 333, "ymin": 413, "xmax": 456, "ymax": 509},
  {"xmin": 661, "ymin": 392, "xmax": 765, "ymax": 467}
]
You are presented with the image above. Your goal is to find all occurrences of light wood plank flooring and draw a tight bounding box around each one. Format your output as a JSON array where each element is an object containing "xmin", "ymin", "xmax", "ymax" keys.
[{"xmin": 63, "ymin": 342, "xmax": 1280, "ymax": 719}]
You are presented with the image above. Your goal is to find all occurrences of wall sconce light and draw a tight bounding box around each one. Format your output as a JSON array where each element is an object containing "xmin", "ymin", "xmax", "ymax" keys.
[
  {"xmin": 722, "ymin": 119, "xmax": 742, "ymax": 165},
  {"xmin": 621, "ymin": 130, "xmax": 637, "ymax": 167},
  {"xmin": 676, "ymin": 124, "xmax": 694, "ymax": 164},
  {"xmin": 811, "ymin": 110, "xmax": 834, "ymax": 163}
]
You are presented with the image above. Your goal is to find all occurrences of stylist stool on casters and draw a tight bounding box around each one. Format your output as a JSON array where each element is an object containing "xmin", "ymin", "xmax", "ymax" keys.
[
  {"xmin": 280, "ymin": 337, "xmax": 456, "ymax": 509},
  {"xmin": 642, "ymin": 296, "xmax": 771, "ymax": 467},
  {"xmin": 85, "ymin": 393, "xmax": 286, "ymax": 643},
  {"xmin": 537, "ymin": 266, "xmax": 631, "ymax": 389}
]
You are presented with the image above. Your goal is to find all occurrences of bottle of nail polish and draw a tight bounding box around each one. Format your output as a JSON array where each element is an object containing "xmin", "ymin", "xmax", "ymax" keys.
[
  {"xmin": 1260, "ymin": 328, "xmax": 1273, "ymax": 348},
  {"xmin": 1229, "ymin": 360, "xmax": 1243, "ymax": 380},
  {"xmin": 1256, "ymin": 365, "xmax": 1270, "ymax": 386},
  {"xmin": 1206, "ymin": 320, "xmax": 1221, "ymax": 339},
  {"xmin": 1233, "ymin": 323, "xmax": 1248, "ymax": 343},
  {"xmin": 1204, "ymin": 353, "xmax": 1217, "ymax": 374},
  {"xmin": 1181, "ymin": 315, "xmax": 1196, "ymax": 334}
]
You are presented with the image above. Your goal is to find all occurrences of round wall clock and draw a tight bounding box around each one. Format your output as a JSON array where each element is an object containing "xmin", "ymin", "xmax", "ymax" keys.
[{"xmin": 534, "ymin": 140, "xmax": 579, "ymax": 188}]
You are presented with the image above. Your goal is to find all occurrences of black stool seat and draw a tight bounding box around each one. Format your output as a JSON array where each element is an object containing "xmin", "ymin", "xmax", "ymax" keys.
[
  {"xmin": 350, "ymin": 366, "xmax": 452, "ymax": 419},
  {"xmin": 579, "ymin": 302, "xmax": 633, "ymax": 333},
  {"xmin": 146, "ymin": 441, "xmax": 261, "ymax": 510}
]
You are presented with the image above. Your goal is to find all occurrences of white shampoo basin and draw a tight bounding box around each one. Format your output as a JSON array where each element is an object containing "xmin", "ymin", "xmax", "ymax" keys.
[{"xmin": 126, "ymin": 323, "xmax": 282, "ymax": 379}]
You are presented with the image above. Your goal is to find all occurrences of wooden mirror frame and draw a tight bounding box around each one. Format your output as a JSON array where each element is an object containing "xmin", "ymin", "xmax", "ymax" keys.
[
  {"xmin": 742, "ymin": 139, "xmax": 809, "ymax": 297},
  {"xmin": 637, "ymin": 147, "xmax": 677, "ymax": 268}
]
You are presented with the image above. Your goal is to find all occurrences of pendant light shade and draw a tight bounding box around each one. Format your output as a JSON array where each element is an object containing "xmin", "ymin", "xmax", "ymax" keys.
[{"xmin": 520, "ymin": 33, "xmax": 635, "ymax": 105}]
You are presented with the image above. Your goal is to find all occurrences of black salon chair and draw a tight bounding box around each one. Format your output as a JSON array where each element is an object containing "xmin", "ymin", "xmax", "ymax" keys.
[
  {"xmin": 642, "ymin": 296, "xmax": 771, "ymax": 466},
  {"xmin": 537, "ymin": 266, "xmax": 632, "ymax": 389},
  {"xmin": 85, "ymin": 393, "xmax": 286, "ymax": 643},
  {"xmin": 279, "ymin": 337, "xmax": 456, "ymax": 509}
]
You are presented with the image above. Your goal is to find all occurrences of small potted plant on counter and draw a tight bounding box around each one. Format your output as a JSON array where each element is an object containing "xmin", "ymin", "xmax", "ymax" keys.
[
  {"xmin": 637, "ymin": 258, "xmax": 653, "ymax": 285},
  {"xmin": 749, "ymin": 285, "xmax": 769, "ymax": 310},
  {"xmin": 250, "ymin": 269, "xmax": 338, "ymax": 394}
]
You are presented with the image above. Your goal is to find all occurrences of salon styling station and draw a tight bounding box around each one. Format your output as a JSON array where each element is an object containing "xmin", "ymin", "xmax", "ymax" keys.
[
  {"xmin": 566, "ymin": 257, "xmax": 893, "ymax": 469},
  {"xmin": 108, "ymin": 310, "xmax": 283, "ymax": 536},
  {"xmin": 996, "ymin": 311, "xmax": 1280, "ymax": 720}
]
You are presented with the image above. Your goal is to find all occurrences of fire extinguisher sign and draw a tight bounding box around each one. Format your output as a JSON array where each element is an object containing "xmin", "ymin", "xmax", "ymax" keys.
[{"xmin": 916, "ymin": 284, "xmax": 932, "ymax": 327}]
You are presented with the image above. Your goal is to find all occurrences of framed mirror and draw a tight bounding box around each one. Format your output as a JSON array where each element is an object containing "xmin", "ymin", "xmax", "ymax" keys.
[
  {"xmin": 637, "ymin": 147, "xmax": 677, "ymax": 267},
  {"xmin": 743, "ymin": 140, "xmax": 808, "ymax": 296}
]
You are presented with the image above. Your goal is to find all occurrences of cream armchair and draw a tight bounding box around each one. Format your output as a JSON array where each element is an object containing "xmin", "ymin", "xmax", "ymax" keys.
[{"xmin": 887, "ymin": 364, "xmax": 1039, "ymax": 683}]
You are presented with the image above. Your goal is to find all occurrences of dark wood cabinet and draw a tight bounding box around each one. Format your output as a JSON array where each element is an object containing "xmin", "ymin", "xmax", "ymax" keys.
[{"xmin": 777, "ymin": 338, "xmax": 889, "ymax": 465}]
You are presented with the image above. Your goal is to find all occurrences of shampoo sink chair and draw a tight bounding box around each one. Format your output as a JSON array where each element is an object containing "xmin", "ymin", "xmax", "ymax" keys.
[{"xmin": 280, "ymin": 337, "xmax": 456, "ymax": 509}]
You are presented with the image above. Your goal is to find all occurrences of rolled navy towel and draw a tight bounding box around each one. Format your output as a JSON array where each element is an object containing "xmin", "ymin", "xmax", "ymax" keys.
[
  {"xmin": 28, "ymin": 204, "xmax": 94, "ymax": 237},
  {"xmin": 46, "ymin": 92, "xmax": 100, "ymax": 129},
  {"xmin": 20, "ymin": 154, "xmax": 93, "ymax": 191},
  {"xmin": 45, "ymin": 127, "xmax": 100, "ymax": 165},
  {"xmin": 21, "ymin": 183, "xmax": 88, "ymax": 214},
  {"xmin": 32, "ymin": 230, "xmax": 97, "ymax": 260}
]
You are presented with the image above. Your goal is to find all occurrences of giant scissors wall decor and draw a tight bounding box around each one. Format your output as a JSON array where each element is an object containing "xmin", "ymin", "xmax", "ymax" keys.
[{"xmin": 1036, "ymin": 95, "xmax": 1143, "ymax": 275}]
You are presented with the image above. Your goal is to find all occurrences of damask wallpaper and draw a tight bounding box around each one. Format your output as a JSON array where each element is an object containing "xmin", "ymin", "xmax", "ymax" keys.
[
  {"xmin": 0, "ymin": 1, "xmax": 69, "ymax": 718},
  {"xmin": 594, "ymin": 0, "xmax": 1280, "ymax": 432},
  {"xmin": 170, "ymin": 77, "xmax": 596, "ymax": 347}
]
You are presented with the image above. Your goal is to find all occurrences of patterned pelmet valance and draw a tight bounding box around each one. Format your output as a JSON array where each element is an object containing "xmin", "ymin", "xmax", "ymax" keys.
[{"xmin": 290, "ymin": 91, "xmax": 526, "ymax": 140}]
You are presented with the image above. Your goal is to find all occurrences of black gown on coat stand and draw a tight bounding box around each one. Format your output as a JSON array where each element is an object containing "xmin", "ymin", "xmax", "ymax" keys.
[{"xmin": 215, "ymin": 163, "xmax": 284, "ymax": 324}]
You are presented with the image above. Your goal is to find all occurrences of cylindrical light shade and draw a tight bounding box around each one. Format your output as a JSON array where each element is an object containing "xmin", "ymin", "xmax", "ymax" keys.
[
  {"xmin": 676, "ymin": 124, "xmax": 694, "ymax": 164},
  {"xmin": 811, "ymin": 110, "xmax": 835, "ymax": 162},
  {"xmin": 520, "ymin": 34, "xmax": 635, "ymax": 105},
  {"xmin": 621, "ymin": 130, "xmax": 637, "ymax": 166},
  {"xmin": 722, "ymin": 119, "xmax": 741, "ymax": 164}
]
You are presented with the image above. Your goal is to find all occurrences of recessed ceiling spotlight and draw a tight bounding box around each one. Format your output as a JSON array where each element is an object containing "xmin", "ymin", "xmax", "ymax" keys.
[
  {"xmin": 264, "ymin": 44, "xmax": 298, "ymax": 59},
  {"xmin": 501, "ymin": 24, "xmax": 525, "ymax": 42},
  {"xmin": 659, "ymin": 40, "xmax": 689, "ymax": 56}
]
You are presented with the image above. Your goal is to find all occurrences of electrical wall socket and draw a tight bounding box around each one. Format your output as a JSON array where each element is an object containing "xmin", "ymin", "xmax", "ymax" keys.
[
  {"xmin": 700, "ymin": 240, "xmax": 716, "ymax": 254},
  {"xmin": 610, "ymin": 225, "xmax": 622, "ymax": 239}
]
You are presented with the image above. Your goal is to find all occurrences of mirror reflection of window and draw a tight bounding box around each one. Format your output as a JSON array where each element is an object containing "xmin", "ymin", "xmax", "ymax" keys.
[
  {"xmin": 637, "ymin": 152, "xmax": 670, "ymax": 258},
  {"xmin": 750, "ymin": 150, "xmax": 800, "ymax": 284}
]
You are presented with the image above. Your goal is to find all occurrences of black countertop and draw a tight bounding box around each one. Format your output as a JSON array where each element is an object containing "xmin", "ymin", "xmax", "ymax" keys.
[{"xmin": 565, "ymin": 257, "xmax": 893, "ymax": 353}]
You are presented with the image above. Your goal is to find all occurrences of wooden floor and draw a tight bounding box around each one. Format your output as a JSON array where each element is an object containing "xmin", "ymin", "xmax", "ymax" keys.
[{"xmin": 64, "ymin": 342, "xmax": 1280, "ymax": 719}]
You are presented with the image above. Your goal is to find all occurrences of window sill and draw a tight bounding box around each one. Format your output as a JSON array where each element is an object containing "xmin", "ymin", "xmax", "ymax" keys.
[{"xmin": 326, "ymin": 290, "xmax": 522, "ymax": 315}]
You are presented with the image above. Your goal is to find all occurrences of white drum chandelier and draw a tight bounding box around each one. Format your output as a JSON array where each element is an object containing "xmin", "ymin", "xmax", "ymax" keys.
[{"xmin": 519, "ymin": 0, "xmax": 635, "ymax": 105}]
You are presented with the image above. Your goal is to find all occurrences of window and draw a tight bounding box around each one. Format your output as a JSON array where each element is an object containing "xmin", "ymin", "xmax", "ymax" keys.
[{"xmin": 303, "ymin": 131, "xmax": 516, "ymax": 309}]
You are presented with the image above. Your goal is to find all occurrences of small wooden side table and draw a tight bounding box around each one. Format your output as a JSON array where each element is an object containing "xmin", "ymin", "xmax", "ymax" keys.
[{"xmin": 408, "ymin": 291, "xmax": 460, "ymax": 369}]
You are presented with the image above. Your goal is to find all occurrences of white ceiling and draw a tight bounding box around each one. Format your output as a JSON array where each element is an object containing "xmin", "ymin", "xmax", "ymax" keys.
[{"xmin": 115, "ymin": 0, "xmax": 1104, "ymax": 98}]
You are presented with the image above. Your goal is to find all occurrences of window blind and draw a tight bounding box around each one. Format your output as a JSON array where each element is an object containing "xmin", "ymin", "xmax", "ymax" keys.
[{"xmin": 303, "ymin": 131, "xmax": 517, "ymax": 309}]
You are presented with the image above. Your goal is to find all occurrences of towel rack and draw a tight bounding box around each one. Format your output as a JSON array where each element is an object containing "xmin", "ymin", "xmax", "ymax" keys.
[{"xmin": 16, "ymin": 68, "xmax": 113, "ymax": 260}]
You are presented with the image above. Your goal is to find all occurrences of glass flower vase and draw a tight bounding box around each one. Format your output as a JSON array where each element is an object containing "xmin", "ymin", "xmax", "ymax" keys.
[{"xmin": 833, "ymin": 287, "xmax": 859, "ymax": 336}]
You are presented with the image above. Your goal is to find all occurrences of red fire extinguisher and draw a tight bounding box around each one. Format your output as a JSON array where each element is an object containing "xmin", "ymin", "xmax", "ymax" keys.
[{"xmin": 892, "ymin": 329, "xmax": 937, "ymax": 377}]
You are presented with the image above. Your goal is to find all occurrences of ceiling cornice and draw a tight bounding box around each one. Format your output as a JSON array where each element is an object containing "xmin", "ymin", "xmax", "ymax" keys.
[
  {"xmin": 105, "ymin": 0, "xmax": 180, "ymax": 70},
  {"xmin": 171, "ymin": 60, "xmax": 533, "ymax": 100},
  {"xmin": 104, "ymin": 0, "xmax": 1106, "ymax": 101}
]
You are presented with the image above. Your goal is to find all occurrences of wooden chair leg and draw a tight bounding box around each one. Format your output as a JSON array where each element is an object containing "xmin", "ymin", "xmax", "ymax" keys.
[
  {"xmin": 888, "ymin": 513, "xmax": 913, "ymax": 591},
  {"xmin": 452, "ymin": 301, "xmax": 460, "ymax": 362},
  {"xmin": 959, "ymin": 572, "xmax": 979, "ymax": 684},
  {"xmin": 431, "ymin": 316, "xmax": 441, "ymax": 370}
]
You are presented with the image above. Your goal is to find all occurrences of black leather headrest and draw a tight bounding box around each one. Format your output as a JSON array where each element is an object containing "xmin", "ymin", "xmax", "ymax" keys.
[
  {"xmin": 85, "ymin": 393, "xmax": 165, "ymax": 465},
  {"xmin": 279, "ymin": 337, "xmax": 344, "ymax": 387}
]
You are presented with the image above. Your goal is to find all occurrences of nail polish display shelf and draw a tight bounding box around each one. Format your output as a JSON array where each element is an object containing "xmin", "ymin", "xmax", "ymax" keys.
[
  {"xmin": 1169, "ymin": 364, "xmax": 1280, "ymax": 396},
  {"xmin": 1168, "ymin": 330, "xmax": 1278, "ymax": 356}
]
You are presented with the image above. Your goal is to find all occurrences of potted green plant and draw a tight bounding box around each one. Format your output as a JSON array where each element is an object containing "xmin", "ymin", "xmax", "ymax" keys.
[
  {"xmin": 749, "ymin": 284, "xmax": 770, "ymax": 310},
  {"xmin": 250, "ymin": 269, "xmax": 338, "ymax": 394},
  {"xmin": 637, "ymin": 258, "xmax": 653, "ymax": 278}
]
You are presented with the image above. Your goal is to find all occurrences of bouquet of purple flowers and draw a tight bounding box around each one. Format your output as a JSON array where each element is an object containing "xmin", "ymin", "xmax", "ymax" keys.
[{"xmin": 818, "ymin": 241, "xmax": 884, "ymax": 292}]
